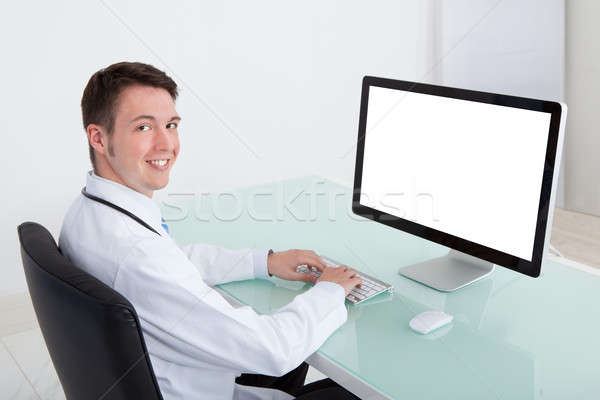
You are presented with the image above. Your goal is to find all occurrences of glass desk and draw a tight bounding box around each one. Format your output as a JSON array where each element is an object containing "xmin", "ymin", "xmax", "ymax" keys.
[{"xmin": 162, "ymin": 176, "xmax": 600, "ymax": 400}]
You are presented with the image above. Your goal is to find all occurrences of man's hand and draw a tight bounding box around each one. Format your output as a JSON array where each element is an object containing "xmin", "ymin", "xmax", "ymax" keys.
[
  {"xmin": 317, "ymin": 266, "xmax": 362, "ymax": 296},
  {"xmin": 266, "ymin": 250, "xmax": 363, "ymax": 296},
  {"xmin": 267, "ymin": 249, "xmax": 327, "ymax": 283}
]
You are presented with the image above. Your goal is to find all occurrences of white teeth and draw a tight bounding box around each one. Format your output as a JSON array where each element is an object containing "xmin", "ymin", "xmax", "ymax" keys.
[{"xmin": 148, "ymin": 160, "xmax": 168, "ymax": 166}]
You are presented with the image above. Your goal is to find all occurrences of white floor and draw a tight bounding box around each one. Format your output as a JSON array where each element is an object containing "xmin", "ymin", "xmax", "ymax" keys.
[
  {"xmin": 1, "ymin": 327, "xmax": 64, "ymax": 400},
  {"xmin": 550, "ymin": 207, "xmax": 600, "ymax": 267},
  {"xmin": 1, "ymin": 207, "xmax": 596, "ymax": 399}
]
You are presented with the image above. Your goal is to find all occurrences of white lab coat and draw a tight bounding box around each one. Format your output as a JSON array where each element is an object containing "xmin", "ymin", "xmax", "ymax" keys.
[{"xmin": 58, "ymin": 172, "xmax": 348, "ymax": 400}]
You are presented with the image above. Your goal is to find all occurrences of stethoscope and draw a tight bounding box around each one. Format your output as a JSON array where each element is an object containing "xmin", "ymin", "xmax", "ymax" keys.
[{"xmin": 81, "ymin": 187, "xmax": 162, "ymax": 236}]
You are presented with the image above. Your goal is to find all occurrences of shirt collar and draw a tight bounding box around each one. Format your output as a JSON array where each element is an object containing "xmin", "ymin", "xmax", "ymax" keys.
[{"xmin": 84, "ymin": 171, "xmax": 164, "ymax": 235}]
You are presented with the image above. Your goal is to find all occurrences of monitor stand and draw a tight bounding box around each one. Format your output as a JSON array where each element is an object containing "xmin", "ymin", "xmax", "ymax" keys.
[{"xmin": 399, "ymin": 250, "xmax": 494, "ymax": 292}]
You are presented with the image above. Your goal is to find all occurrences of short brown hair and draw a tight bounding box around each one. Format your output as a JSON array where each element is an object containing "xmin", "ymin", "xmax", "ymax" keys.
[{"xmin": 81, "ymin": 62, "xmax": 179, "ymax": 169}]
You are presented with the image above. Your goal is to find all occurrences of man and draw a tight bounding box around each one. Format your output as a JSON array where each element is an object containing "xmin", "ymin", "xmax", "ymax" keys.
[{"xmin": 59, "ymin": 61, "xmax": 362, "ymax": 400}]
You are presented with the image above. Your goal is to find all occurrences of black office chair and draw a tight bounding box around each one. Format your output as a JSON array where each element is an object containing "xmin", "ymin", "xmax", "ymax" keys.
[{"xmin": 17, "ymin": 222, "xmax": 163, "ymax": 400}]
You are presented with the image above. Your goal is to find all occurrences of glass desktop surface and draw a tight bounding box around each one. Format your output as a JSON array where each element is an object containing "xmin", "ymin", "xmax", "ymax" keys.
[{"xmin": 163, "ymin": 176, "xmax": 600, "ymax": 400}]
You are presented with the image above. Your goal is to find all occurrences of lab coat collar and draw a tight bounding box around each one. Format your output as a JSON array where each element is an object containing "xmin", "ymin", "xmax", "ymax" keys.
[{"xmin": 85, "ymin": 171, "xmax": 165, "ymax": 235}]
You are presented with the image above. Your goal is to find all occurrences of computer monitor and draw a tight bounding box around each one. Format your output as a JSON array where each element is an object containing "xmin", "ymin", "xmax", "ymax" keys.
[{"xmin": 352, "ymin": 76, "xmax": 566, "ymax": 291}]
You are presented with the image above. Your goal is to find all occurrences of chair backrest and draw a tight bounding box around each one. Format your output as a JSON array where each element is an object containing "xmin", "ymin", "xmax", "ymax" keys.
[{"xmin": 17, "ymin": 222, "xmax": 163, "ymax": 400}]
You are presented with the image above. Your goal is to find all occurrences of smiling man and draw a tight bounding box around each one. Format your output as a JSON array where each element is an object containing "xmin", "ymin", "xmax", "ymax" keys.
[
  {"xmin": 59, "ymin": 62, "xmax": 362, "ymax": 400},
  {"xmin": 88, "ymin": 84, "xmax": 180, "ymax": 195}
]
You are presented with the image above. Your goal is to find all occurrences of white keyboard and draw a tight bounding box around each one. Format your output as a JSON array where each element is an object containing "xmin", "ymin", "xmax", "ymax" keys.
[{"xmin": 297, "ymin": 256, "xmax": 393, "ymax": 304}]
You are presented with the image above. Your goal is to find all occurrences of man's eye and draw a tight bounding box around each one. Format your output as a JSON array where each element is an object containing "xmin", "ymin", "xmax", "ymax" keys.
[
  {"xmin": 167, "ymin": 122, "xmax": 178, "ymax": 129},
  {"xmin": 137, "ymin": 125, "xmax": 151, "ymax": 132}
]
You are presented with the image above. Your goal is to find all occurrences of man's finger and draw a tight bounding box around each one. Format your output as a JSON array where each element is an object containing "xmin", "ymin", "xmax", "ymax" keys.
[
  {"xmin": 294, "ymin": 272, "xmax": 317, "ymax": 283},
  {"xmin": 311, "ymin": 259, "xmax": 327, "ymax": 272},
  {"xmin": 301, "ymin": 254, "xmax": 327, "ymax": 272}
]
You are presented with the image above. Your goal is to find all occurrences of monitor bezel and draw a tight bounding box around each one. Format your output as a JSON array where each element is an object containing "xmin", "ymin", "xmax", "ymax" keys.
[{"xmin": 352, "ymin": 76, "xmax": 563, "ymax": 278}]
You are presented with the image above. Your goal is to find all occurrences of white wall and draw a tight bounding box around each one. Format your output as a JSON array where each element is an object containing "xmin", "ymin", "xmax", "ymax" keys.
[
  {"xmin": 432, "ymin": 0, "xmax": 566, "ymax": 206},
  {"xmin": 565, "ymin": 1, "xmax": 600, "ymax": 216},
  {"xmin": 1, "ymin": 0, "xmax": 426, "ymax": 295},
  {"xmin": 436, "ymin": 0, "xmax": 564, "ymax": 99},
  {"xmin": 0, "ymin": 0, "xmax": 565, "ymax": 295}
]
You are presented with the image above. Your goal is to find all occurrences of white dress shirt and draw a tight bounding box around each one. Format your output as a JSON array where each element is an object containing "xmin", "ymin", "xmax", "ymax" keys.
[{"xmin": 58, "ymin": 172, "xmax": 348, "ymax": 400}]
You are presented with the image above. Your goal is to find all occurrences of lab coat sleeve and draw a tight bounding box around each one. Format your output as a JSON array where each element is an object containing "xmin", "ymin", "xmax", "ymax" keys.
[
  {"xmin": 178, "ymin": 241, "xmax": 270, "ymax": 285},
  {"xmin": 116, "ymin": 237, "xmax": 347, "ymax": 377}
]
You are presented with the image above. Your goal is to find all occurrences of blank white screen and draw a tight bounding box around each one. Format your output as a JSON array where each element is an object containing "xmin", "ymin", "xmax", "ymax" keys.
[{"xmin": 359, "ymin": 86, "xmax": 551, "ymax": 261}]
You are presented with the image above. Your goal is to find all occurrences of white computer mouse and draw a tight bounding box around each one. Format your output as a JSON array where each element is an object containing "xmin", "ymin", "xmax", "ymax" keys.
[{"xmin": 409, "ymin": 310, "xmax": 453, "ymax": 334}]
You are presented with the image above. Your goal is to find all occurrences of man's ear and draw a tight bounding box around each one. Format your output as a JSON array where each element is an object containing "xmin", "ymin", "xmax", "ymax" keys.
[{"xmin": 87, "ymin": 124, "xmax": 109, "ymax": 157}]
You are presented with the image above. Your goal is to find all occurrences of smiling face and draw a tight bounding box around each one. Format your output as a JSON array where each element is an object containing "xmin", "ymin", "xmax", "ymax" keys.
[{"xmin": 87, "ymin": 85, "xmax": 181, "ymax": 198}]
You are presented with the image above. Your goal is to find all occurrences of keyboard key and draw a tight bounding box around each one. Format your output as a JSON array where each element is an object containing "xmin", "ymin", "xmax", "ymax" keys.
[{"xmin": 295, "ymin": 256, "xmax": 393, "ymax": 304}]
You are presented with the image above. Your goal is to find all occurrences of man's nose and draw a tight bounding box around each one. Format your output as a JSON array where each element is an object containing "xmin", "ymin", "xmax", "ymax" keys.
[{"xmin": 154, "ymin": 127, "xmax": 175, "ymax": 151}]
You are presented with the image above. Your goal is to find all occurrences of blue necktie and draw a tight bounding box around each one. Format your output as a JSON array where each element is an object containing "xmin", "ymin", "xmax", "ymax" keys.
[{"xmin": 161, "ymin": 218, "xmax": 170, "ymax": 236}]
